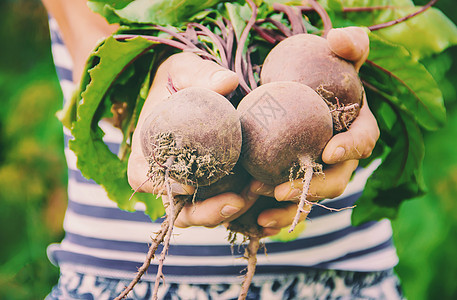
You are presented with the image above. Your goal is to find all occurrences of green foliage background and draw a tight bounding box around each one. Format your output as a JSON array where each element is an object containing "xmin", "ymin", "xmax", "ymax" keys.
[
  {"xmin": 0, "ymin": 0, "xmax": 66, "ymax": 298},
  {"xmin": 0, "ymin": 0, "xmax": 455, "ymax": 299}
]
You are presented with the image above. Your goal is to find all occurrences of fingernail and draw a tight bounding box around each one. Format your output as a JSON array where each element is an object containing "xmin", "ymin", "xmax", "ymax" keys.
[
  {"xmin": 332, "ymin": 147, "xmax": 346, "ymax": 161},
  {"xmin": 263, "ymin": 220, "xmax": 277, "ymax": 228},
  {"xmin": 220, "ymin": 205, "xmax": 241, "ymax": 218},
  {"xmin": 287, "ymin": 189, "xmax": 301, "ymax": 200},
  {"xmin": 277, "ymin": 188, "xmax": 301, "ymax": 201},
  {"xmin": 255, "ymin": 183, "xmax": 274, "ymax": 195},
  {"xmin": 211, "ymin": 70, "xmax": 232, "ymax": 83}
]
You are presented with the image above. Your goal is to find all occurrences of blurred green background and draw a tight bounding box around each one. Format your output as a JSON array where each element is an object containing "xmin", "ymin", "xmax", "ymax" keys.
[
  {"xmin": 0, "ymin": 0, "xmax": 67, "ymax": 299},
  {"xmin": 0, "ymin": 0, "xmax": 456, "ymax": 299}
]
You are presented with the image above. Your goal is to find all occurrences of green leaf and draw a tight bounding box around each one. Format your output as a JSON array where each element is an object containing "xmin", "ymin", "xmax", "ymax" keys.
[
  {"xmin": 89, "ymin": 0, "xmax": 134, "ymax": 8},
  {"xmin": 269, "ymin": 221, "xmax": 306, "ymax": 242},
  {"xmin": 69, "ymin": 36, "xmax": 164, "ymax": 220},
  {"xmin": 87, "ymin": 2, "xmax": 123, "ymax": 24},
  {"xmin": 376, "ymin": 8, "xmax": 457, "ymax": 59},
  {"xmin": 352, "ymin": 100, "xmax": 426, "ymax": 225},
  {"xmin": 361, "ymin": 32, "xmax": 446, "ymax": 131},
  {"xmin": 225, "ymin": 2, "xmax": 253, "ymax": 40},
  {"xmin": 55, "ymin": 89, "xmax": 78, "ymax": 129},
  {"xmin": 319, "ymin": 0, "xmax": 343, "ymax": 12},
  {"xmin": 88, "ymin": 0, "xmax": 223, "ymax": 26},
  {"xmin": 338, "ymin": 0, "xmax": 414, "ymax": 24},
  {"xmin": 335, "ymin": 1, "xmax": 457, "ymax": 59},
  {"xmin": 262, "ymin": 0, "xmax": 302, "ymax": 6},
  {"xmin": 352, "ymin": 30, "xmax": 446, "ymax": 224}
]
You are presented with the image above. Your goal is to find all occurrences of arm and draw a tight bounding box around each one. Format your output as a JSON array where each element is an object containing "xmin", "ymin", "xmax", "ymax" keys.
[{"xmin": 41, "ymin": 0, "xmax": 118, "ymax": 82}]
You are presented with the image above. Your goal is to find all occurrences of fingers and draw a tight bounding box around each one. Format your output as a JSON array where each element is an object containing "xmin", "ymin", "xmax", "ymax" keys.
[
  {"xmin": 327, "ymin": 26, "xmax": 370, "ymax": 71},
  {"xmin": 154, "ymin": 52, "xmax": 239, "ymax": 97},
  {"xmin": 257, "ymin": 203, "xmax": 311, "ymax": 229},
  {"xmin": 174, "ymin": 186, "xmax": 259, "ymax": 228},
  {"xmin": 322, "ymin": 96, "xmax": 379, "ymax": 165},
  {"xmin": 249, "ymin": 180, "xmax": 275, "ymax": 197},
  {"xmin": 257, "ymin": 201, "xmax": 312, "ymax": 236},
  {"xmin": 274, "ymin": 160, "xmax": 359, "ymax": 202}
]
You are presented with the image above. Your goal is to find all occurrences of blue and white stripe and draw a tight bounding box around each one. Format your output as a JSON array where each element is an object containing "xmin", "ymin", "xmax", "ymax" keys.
[{"xmin": 47, "ymin": 16, "xmax": 398, "ymax": 284}]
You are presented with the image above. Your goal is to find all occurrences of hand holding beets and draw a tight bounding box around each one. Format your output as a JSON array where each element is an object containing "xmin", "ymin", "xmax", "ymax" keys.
[{"xmin": 127, "ymin": 27, "xmax": 378, "ymax": 234}]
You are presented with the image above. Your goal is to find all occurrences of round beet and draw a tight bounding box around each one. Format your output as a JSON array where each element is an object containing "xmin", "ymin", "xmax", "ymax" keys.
[
  {"xmin": 237, "ymin": 81, "xmax": 333, "ymax": 234},
  {"xmin": 238, "ymin": 81, "xmax": 333, "ymax": 186},
  {"xmin": 141, "ymin": 86, "xmax": 242, "ymax": 187},
  {"xmin": 260, "ymin": 33, "xmax": 363, "ymax": 132}
]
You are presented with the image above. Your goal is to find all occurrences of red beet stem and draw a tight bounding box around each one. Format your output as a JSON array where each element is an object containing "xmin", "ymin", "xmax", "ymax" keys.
[{"xmin": 368, "ymin": 0, "xmax": 438, "ymax": 31}]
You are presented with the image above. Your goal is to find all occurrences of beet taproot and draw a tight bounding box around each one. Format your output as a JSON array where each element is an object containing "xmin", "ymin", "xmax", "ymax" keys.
[
  {"xmin": 228, "ymin": 196, "xmax": 285, "ymax": 299},
  {"xmin": 260, "ymin": 33, "xmax": 363, "ymax": 132}
]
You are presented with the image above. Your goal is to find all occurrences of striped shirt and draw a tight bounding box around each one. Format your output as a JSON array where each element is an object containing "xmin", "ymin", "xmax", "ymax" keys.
[{"xmin": 46, "ymin": 17, "xmax": 398, "ymax": 284}]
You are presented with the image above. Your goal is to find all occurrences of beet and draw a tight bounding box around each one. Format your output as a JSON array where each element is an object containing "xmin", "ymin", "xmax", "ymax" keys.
[
  {"xmin": 140, "ymin": 86, "xmax": 242, "ymax": 188},
  {"xmin": 260, "ymin": 33, "xmax": 363, "ymax": 132},
  {"xmin": 237, "ymin": 81, "xmax": 333, "ymax": 187}
]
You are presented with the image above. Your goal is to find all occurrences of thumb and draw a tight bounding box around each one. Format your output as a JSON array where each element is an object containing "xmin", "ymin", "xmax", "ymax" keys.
[
  {"xmin": 161, "ymin": 52, "xmax": 239, "ymax": 96},
  {"xmin": 327, "ymin": 27, "xmax": 370, "ymax": 72}
]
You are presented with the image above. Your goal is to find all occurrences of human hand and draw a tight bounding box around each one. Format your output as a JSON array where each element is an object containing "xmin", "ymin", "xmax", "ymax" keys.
[
  {"xmin": 127, "ymin": 52, "xmax": 262, "ymax": 227},
  {"xmin": 249, "ymin": 27, "xmax": 379, "ymax": 235}
]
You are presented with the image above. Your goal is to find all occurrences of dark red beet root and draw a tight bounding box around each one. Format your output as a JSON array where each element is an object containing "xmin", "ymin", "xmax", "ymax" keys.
[
  {"xmin": 231, "ymin": 81, "xmax": 333, "ymax": 299},
  {"xmin": 140, "ymin": 86, "xmax": 242, "ymax": 187},
  {"xmin": 237, "ymin": 81, "xmax": 333, "ymax": 186},
  {"xmin": 237, "ymin": 81, "xmax": 333, "ymax": 233},
  {"xmin": 260, "ymin": 33, "xmax": 363, "ymax": 131}
]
